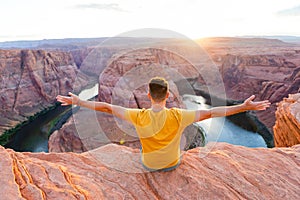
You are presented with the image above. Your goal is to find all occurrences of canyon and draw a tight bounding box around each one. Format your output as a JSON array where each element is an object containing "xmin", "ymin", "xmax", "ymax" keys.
[
  {"xmin": 48, "ymin": 37, "xmax": 300, "ymax": 151},
  {"xmin": 1, "ymin": 37, "xmax": 299, "ymax": 150},
  {"xmin": 0, "ymin": 49, "xmax": 89, "ymax": 135},
  {"xmin": 9, "ymin": 37, "xmax": 297, "ymax": 129},
  {"xmin": 77, "ymin": 37, "xmax": 300, "ymax": 131},
  {"xmin": 199, "ymin": 38, "xmax": 300, "ymax": 130},
  {"xmin": 0, "ymin": 37, "xmax": 300, "ymax": 199}
]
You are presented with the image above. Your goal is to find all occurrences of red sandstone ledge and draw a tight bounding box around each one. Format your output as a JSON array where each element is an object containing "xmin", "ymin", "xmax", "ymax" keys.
[{"xmin": 1, "ymin": 143, "xmax": 299, "ymax": 200}]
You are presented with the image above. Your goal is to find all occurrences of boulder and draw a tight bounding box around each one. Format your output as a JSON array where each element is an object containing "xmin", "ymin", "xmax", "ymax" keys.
[{"xmin": 274, "ymin": 93, "xmax": 300, "ymax": 147}]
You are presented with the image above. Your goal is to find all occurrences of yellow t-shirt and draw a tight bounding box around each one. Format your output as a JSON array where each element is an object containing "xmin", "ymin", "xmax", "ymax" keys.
[{"xmin": 125, "ymin": 107, "xmax": 195, "ymax": 170}]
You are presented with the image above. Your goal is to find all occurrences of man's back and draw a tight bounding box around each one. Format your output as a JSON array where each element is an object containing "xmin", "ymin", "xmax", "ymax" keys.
[{"xmin": 126, "ymin": 108, "xmax": 195, "ymax": 170}]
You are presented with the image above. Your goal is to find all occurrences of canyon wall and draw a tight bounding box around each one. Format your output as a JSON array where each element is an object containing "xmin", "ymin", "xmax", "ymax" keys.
[
  {"xmin": 98, "ymin": 48, "xmax": 200, "ymax": 108},
  {"xmin": 0, "ymin": 49, "xmax": 89, "ymax": 134},
  {"xmin": 274, "ymin": 93, "xmax": 300, "ymax": 147},
  {"xmin": 1, "ymin": 143, "xmax": 300, "ymax": 199},
  {"xmin": 200, "ymin": 39, "xmax": 300, "ymax": 131},
  {"xmin": 210, "ymin": 53, "xmax": 300, "ymax": 130}
]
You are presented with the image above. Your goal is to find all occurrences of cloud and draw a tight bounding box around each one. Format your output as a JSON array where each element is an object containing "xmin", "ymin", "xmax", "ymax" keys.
[
  {"xmin": 276, "ymin": 5, "xmax": 300, "ymax": 16},
  {"xmin": 72, "ymin": 3, "xmax": 127, "ymax": 12}
]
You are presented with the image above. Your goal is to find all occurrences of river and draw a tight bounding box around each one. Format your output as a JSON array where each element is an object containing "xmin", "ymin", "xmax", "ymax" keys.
[
  {"xmin": 183, "ymin": 95, "xmax": 267, "ymax": 148},
  {"xmin": 5, "ymin": 86, "xmax": 266, "ymax": 152},
  {"xmin": 4, "ymin": 84, "xmax": 99, "ymax": 152}
]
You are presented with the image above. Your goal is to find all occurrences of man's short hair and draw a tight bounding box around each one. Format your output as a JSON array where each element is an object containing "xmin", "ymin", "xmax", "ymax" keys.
[{"xmin": 149, "ymin": 77, "xmax": 169, "ymax": 102}]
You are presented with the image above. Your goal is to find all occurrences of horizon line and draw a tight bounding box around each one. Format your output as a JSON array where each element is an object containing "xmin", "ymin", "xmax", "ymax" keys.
[{"xmin": 1, "ymin": 34, "xmax": 300, "ymax": 43}]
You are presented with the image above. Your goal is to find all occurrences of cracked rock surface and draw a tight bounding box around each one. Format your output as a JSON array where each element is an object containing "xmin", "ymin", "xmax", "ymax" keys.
[{"xmin": 1, "ymin": 143, "xmax": 300, "ymax": 200}]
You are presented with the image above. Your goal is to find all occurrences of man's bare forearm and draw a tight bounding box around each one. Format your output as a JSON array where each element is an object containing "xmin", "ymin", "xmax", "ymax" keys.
[
  {"xmin": 209, "ymin": 104, "xmax": 246, "ymax": 118},
  {"xmin": 195, "ymin": 95, "xmax": 270, "ymax": 122},
  {"xmin": 56, "ymin": 92, "xmax": 128, "ymax": 120},
  {"xmin": 78, "ymin": 100, "xmax": 113, "ymax": 114},
  {"xmin": 197, "ymin": 104, "xmax": 246, "ymax": 121},
  {"xmin": 77, "ymin": 99, "xmax": 128, "ymax": 120}
]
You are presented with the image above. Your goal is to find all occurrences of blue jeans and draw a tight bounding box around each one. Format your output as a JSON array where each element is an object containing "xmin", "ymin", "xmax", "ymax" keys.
[{"xmin": 142, "ymin": 161, "xmax": 180, "ymax": 172}]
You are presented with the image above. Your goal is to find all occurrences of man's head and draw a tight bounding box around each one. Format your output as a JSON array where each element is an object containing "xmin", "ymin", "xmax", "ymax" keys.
[{"xmin": 148, "ymin": 77, "xmax": 169, "ymax": 102}]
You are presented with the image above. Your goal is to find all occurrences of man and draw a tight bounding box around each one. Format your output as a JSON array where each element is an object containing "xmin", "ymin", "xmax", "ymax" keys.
[{"xmin": 56, "ymin": 77, "xmax": 270, "ymax": 171}]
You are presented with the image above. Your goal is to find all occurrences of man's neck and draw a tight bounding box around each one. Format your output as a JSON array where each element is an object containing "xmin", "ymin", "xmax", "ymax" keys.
[{"xmin": 151, "ymin": 101, "xmax": 166, "ymax": 112}]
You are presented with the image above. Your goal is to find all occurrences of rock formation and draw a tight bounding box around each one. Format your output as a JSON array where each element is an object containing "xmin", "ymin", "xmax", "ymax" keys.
[
  {"xmin": 1, "ymin": 143, "xmax": 300, "ymax": 199},
  {"xmin": 214, "ymin": 54, "xmax": 300, "ymax": 130},
  {"xmin": 0, "ymin": 49, "xmax": 89, "ymax": 134},
  {"xmin": 274, "ymin": 93, "xmax": 300, "ymax": 147},
  {"xmin": 98, "ymin": 48, "xmax": 199, "ymax": 108},
  {"xmin": 198, "ymin": 39, "xmax": 300, "ymax": 131}
]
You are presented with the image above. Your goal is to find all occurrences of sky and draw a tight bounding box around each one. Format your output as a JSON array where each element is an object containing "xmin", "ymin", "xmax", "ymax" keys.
[{"xmin": 0, "ymin": 0, "xmax": 300, "ymax": 42}]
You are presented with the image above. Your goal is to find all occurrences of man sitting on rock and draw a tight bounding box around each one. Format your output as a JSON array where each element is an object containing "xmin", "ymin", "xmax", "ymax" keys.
[{"xmin": 56, "ymin": 77, "xmax": 270, "ymax": 172}]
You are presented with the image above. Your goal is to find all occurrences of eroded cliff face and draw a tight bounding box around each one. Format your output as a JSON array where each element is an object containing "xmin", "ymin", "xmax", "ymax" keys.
[
  {"xmin": 98, "ymin": 48, "xmax": 199, "ymax": 108},
  {"xmin": 212, "ymin": 54, "xmax": 300, "ymax": 130},
  {"xmin": 1, "ymin": 143, "xmax": 300, "ymax": 199},
  {"xmin": 0, "ymin": 49, "xmax": 89, "ymax": 133},
  {"xmin": 274, "ymin": 93, "xmax": 300, "ymax": 147}
]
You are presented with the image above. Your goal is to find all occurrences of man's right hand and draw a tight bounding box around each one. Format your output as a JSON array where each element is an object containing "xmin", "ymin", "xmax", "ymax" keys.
[
  {"xmin": 56, "ymin": 92, "xmax": 80, "ymax": 106},
  {"xmin": 242, "ymin": 95, "xmax": 271, "ymax": 111}
]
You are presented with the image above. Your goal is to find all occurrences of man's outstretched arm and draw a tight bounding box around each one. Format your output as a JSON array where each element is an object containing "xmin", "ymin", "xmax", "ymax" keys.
[
  {"xmin": 56, "ymin": 92, "xmax": 128, "ymax": 120},
  {"xmin": 194, "ymin": 95, "xmax": 270, "ymax": 122}
]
